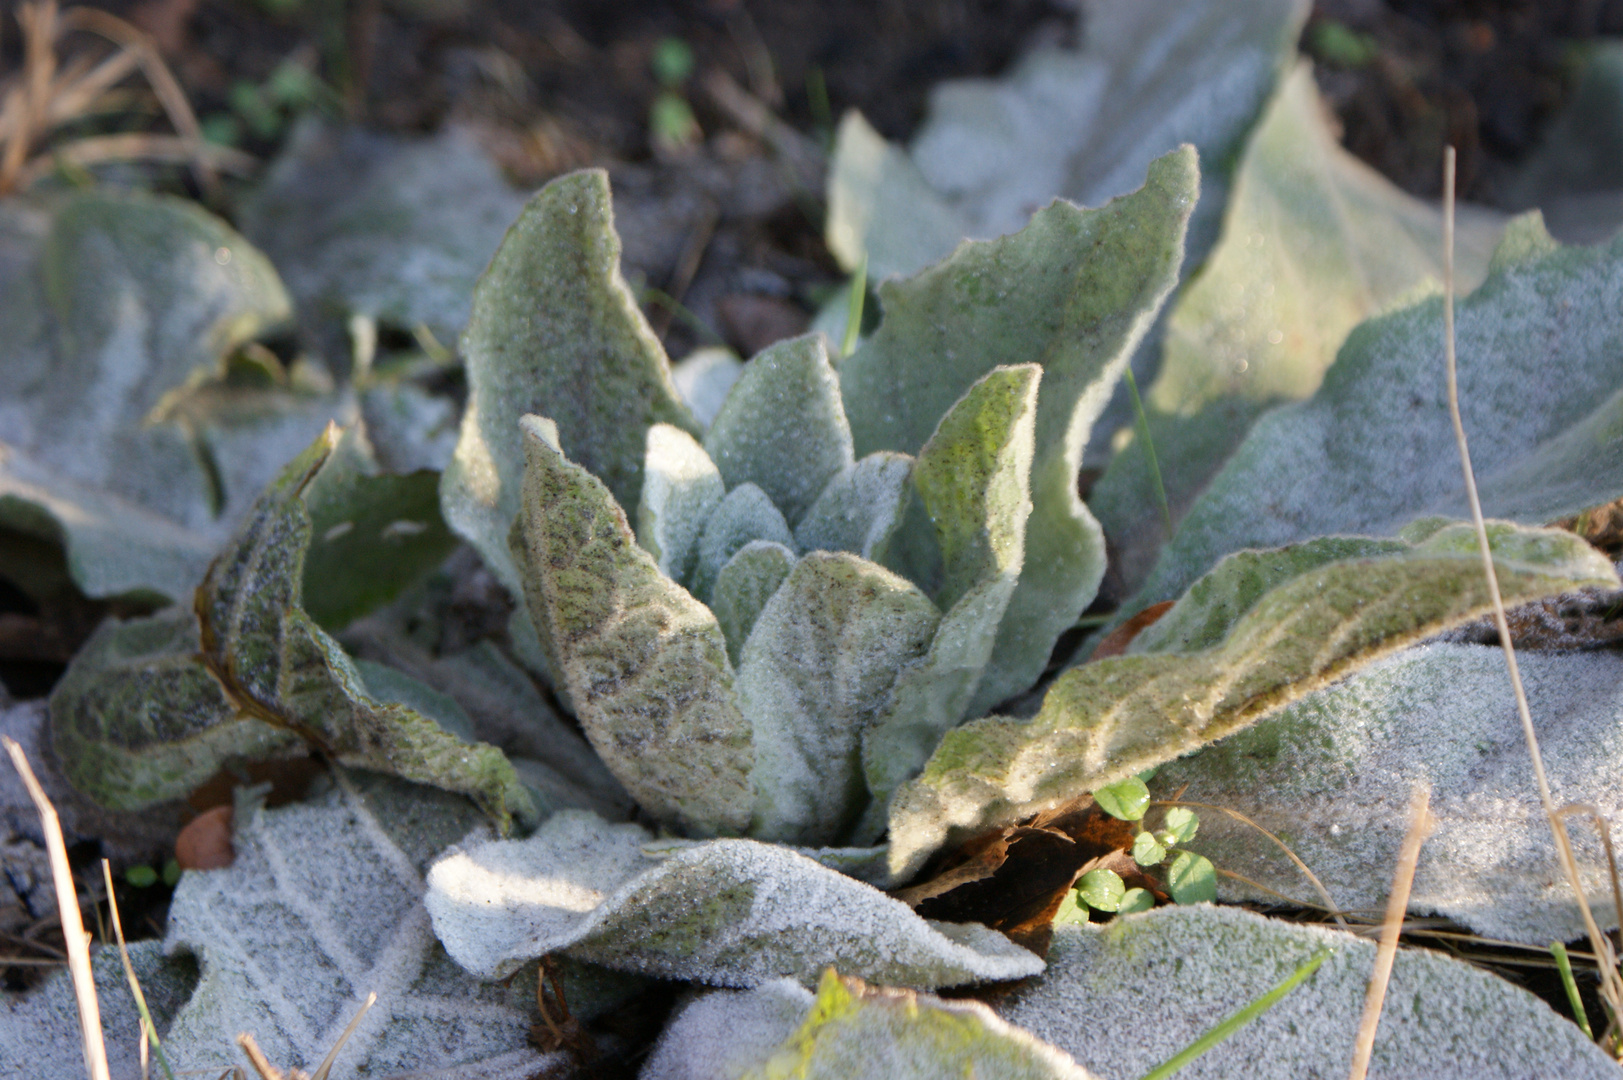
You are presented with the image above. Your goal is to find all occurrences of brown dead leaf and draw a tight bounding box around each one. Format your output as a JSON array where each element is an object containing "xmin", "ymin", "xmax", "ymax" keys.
[
  {"xmin": 1089, "ymin": 600, "xmax": 1175, "ymax": 660},
  {"xmin": 175, "ymin": 803, "xmax": 233, "ymax": 870},
  {"xmin": 1559, "ymin": 498, "xmax": 1623, "ymax": 556},
  {"xmin": 908, "ymin": 796, "xmax": 1155, "ymax": 956}
]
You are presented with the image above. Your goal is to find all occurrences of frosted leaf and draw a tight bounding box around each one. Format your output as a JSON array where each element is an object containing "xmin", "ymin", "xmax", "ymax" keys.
[
  {"xmin": 861, "ymin": 367, "xmax": 1038, "ymax": 824},
  {"xmin": 511, "ymin": 416, "xmax": 753, "ymax": 836},
  {"xmin": 424, "ymin": 810, "xmax": 1042, "ymax": 988},
  {"xmin": 885, "ymin": 520, "xmax": 1617, "ymax": 881},
  {"xmin": 1157, "ymin": 642, "xmax": 1623, "ymax": 945},
  {"xmin": 0, "ymin": 940, "xmax": 197, "ymax": 1080},
  {"xmin": 710, "ymin": 540, "xmax": 796, "ymax": 664},
  {"xmin": 839, "ymin": 149, "xmax": 1195, "ymax": 716},
  {"xmin": 1000, "ymin": 907, "xmax": 1618, "ymax": 1080},
  {"xmin": 672, "ymin": 347, "xmax": 745, "ymax": 429},
  {"xmin": 1129, "ymin": 227, "xmax": 1623, "ymax": 614},
  {"xmin": 647, "ymin": 970, "xmax": 1096, "ymax": 1080},
  {"xmin": 0, "ymin": 191, "xmax": 299, "ymax": 601},
  {"xmin": 158, "ymin": 779, "xmax": 567, "ymax": 1080},
  {"xmin": 703, "ymin": 334, "xmax": 854, "ymax": 528},
  {"xmin": 241, "ymin": 121, "xmax": 525, "ymax": 343},
  {"xmin": 441, "ymin": 169, "xmax": 698, "ymax": 596},
  {"xmin": 637, "ymin": 422, "xmax": 726, "ymax": 582},
  {"xmin": 793, "ymin": 452, "xmax": 914, "ymax": 561},
  {"xmin": 640, "ymin": 979, "xmax": 813, "ymax": 1080},
  {"xmin": 1091, "ymin": 64, "xmax": 1504, "ymax": 593},
  {"xmin": 691, "ymin": 483, "xmax": 796, "ymax": 603},
  {"xmin": 49, "ymin": 428, "xmax": 531, "ymax": 826},
  {"xmin": 1501, "ymin": 43, "xmax": 1623, "ymax": 244},
  {"xmin": 738, "ymin": 552, "xmax": 940, "ymax": 845},
  {"xmin": 827, "ymin": 0, "xmax": 1305, "ymax": 282}
]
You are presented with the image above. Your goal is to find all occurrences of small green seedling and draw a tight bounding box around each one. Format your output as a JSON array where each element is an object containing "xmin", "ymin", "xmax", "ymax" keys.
[
  {"xmin": 1070, "ymin": 781, "xmax": 1214, "ymax": 918},
  {"xmin": 124, "ymin": 859, "xmax": 182, "ymax": 888},
  {"xmin": 650, "ymin": 37, "xmax": 700, "ymax": 153}
]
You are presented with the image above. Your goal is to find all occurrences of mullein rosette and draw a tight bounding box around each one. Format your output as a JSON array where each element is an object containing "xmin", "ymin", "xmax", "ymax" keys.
[{"xmin": 424, "ymin": 154, "xmax": 1200, "ymax": 985}]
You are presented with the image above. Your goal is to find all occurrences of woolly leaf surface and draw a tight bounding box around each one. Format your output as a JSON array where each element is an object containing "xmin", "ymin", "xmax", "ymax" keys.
[
  {"xmin": 885, "ymin": 521, "xmax": 1617, "ymax": 880},
  {"xmin": 692, "ymin": 482, "xmax": 796, "ymax": 603},
  {"xmin": 1091, "ymin": 64, "xmax": 1504, "ymax": 593},
  {"xmin": 423, "ymin": 809, "xmax": 1042, "ymax": 988},
  {"xmin": 50, "ymin": 428, "xmax": 533, "ymax": 828},
  {"xmin": 441, "ymin": 169, "xmax": 697, "ymax": 595},
  {"xmin": 511, "ymin": 416, "xmax": 753, "ymax": 836},
  {"xmin": 1158, "ymin": 641, "xmax": 1623, "ymax": 945},
  {"xmin": 711, "ymin": 540, "xmax": 797, "ymax": 665},
  {"xmin": 739, "ymin": 552, "xmax": 940, "ymax": 845},
  {"xmin": 637, "ymin": 421, "xmax": 725, "ymax": 582},
  {"xmin": 840, "ymin": 149, "xmax": 1196, "ymax": 714},
  {"xmin": 794, "ymin": 451, "xmax": 913, "ymax": 561},
  {"xmin": 861, "ymin": 366, "xmax": 1037, "ymax": 822},
  {"xmin": 1001, "ymin": 907, "xmax": 1618, "ymax": 1080},
  {"xmin": 1130, "ymin": 228, "xmax": 1623, "ymax": 614},
  {"xmin": 159, "ymin": 779, "xmax": 564, "ymax": 1080},
  {"xmin": 703, "ymin": 334, "xmax": 853, "ymax": 527}
]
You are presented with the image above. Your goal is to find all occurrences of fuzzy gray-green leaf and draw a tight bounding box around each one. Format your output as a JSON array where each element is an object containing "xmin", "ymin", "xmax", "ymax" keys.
[
  {"xmin": 511, "ymin": 415, "xmax": 754, "ymax": 837},
  {"xmin": 740, "ymin": 552, "xmax": 940, "ymax": 845},
  {"xmin": 703, "ymin": 334, "xmax": 854, "ymax": 527},
  {"xmin": 840, "ymin": 148, "xmax": 1196, "ymax": 716},
  {"xmin": 711, "ymin": 540, "xmax": 797, "ymax": 664},
  {"xmin": 441, "ymin": 169, "xmax": 698, "ymax": 595},
  {"xmin": 49, "ymin": 606, "xmax": 300, "ymax": 811},
  {"xmin": 0, "ymin": 190, "xmax": 298, "ymax": 601},
  {"xmin": 637, "ymin": 422, "xmax": 726, "ymax": 581},
  {"xmin": 1089, "ymin": 64, "xmax": 1504, "ymax": 594},
  {"xmin": 692, "ymin": 482, "xmax": 796, "ymax": 603},
  {"xmin": 50, "ymin": 428, "xmax": 534, "ymax": 829},
  {"xmin": 861, "ymin": 366, "xmax": 1038, "ymax": 820},
  {"xmin": 886, "ymin": 521, "xmax": 1617, "ymax": 881},
  {"xmin": 424, "ymin": 809, "xmax": 1042, "ymax": 988},
  {"xmin": 794, "ymin": 451, "xmax": 913, "ymax": 560},
  {"xmin": 1130, "ymin": 229, "xmax": 1623, "ymax": 614}
]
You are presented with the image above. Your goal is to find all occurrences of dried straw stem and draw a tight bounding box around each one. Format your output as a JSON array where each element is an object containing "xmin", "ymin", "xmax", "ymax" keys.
[{"xmin": 1439, "ymin": 144, "xmax": 1623, "ymax": 1026}]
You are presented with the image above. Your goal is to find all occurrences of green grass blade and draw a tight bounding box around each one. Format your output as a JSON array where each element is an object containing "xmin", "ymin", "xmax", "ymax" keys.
[
  {"xmin": 1123, "ymin": 365, "xmax": 1172, "ymax": 535},
  {"xmin": 1551, "ymin": 941, "xmax": 1595, "ymax": 1040},
  {"xmin": 841, "ymin": 254, "xmax": 868, "ymax": 359},
  {"xmin": 1136, "ymin": 946, "xmax": 1332, "ymax": 1080}
]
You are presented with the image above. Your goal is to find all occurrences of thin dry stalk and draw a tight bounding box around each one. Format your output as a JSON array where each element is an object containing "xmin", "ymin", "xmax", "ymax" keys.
[
  {"xmin": 0, "ymin": 0, "xmax": 59, "ymax": 191},
  {"xmin": 1440, "ymin": 144, "xmax": 1623, "ymax": 1028},
  {"xmin": 1347, "ymin": 782, "xmax": 1435, "ymax": 1080},
  {"xmin": 2, "ymin": 734, "xmax": 111, "ymax": 1080}
]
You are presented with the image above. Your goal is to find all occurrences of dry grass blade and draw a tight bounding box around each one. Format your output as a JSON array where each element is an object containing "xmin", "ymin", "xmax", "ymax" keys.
[
  {"xmin": 16, "ymin": 132, "xmax": 255, "ymax": 187},
  {"xmin": 56, "ymin": 5, "xmax": 216, "ymax": 191},
  {"xmin": 0, "ymin": 0, "xmax": 248, "ymax": 195},
  {"xmin": 2, "ymin": 734, "xmax": 111, "ymax": 1080},
  {"xmin": 0, "ymin": 0, "xmax": 59, "ymax": 192},
  {"xmin": 1440, "ymin": 144, "xmax": 1623, "ymax": 1040},
  {"xmin": 309, "ymin": 991, "xmax": 376, "ymax": 1080},
  {"xmin": 101, "ymin": 859, "xmax": 178, "ymax": 1080},
  {"xmin": 1347, "ymin": 782, "xmax": 1435, "ymax": 1080}
]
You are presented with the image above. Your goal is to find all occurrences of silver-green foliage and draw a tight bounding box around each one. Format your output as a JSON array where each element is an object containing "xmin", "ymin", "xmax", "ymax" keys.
[
  {"xmin": 1128, "ymin": 222, "xmax": 1623, "ymax": 614},
  {"xmin": 423, "ymin": 809, "xmax": 1043, "ymax": 989},
  {"xmin": 49, "ymin": 426, "xmax": 534, "ymax": 829},
  {"xmin": 884, "ymin": 519, "xmax": 1617, "ymax": 880},
  {"xmin": 1001, "ymin": 907, "xmax": 1619, "ymax": 1080},
  {"xmin": 0, "ymin": 190, "xmax": 313, "ymax": 602},
  {"xmin": 448, "ymin": 154, "xmax": 1197, "ymax": 847}
]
